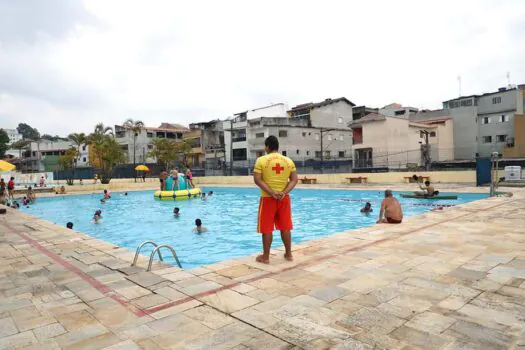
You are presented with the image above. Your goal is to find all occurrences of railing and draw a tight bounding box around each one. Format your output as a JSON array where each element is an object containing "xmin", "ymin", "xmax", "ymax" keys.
[{"xmin": 232, "ymin": 137, "xmax": 247, "ymax": 142}]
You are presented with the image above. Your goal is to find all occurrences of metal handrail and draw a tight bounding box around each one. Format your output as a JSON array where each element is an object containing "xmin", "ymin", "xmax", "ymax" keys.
[
  {"xmin": 132, "ymin": 241, "xmax": 163, "ymax": 267},
  {"xmin": 147, "ymin": 245, "xmax": 182, "ymax": 271}
]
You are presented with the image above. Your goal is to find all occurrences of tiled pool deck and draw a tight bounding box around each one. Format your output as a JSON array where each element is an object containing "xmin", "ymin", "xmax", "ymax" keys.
[{"xmin": 1, "ymin": 185, "xmax": 525, "ymax": 349}]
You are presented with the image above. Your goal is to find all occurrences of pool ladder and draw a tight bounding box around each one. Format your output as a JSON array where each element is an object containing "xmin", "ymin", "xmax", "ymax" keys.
[{"xmin": 131, "ymin": 241, "xmax": 183, "ymax": 271}]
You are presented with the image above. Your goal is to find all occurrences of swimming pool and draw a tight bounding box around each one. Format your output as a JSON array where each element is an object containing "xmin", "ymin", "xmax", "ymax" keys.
[{"xmin": 22, "ymin": 187, "xmax": 487, "ymax": 269}]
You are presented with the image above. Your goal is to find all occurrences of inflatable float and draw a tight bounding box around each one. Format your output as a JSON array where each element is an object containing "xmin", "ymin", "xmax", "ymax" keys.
[
  {"xmin": 154, "ymin": 173, "xmax": 201, "ymax": 200},
  {"xmin": 154, "ymin": 188, "xmax": 202, "ymax": 200},
  {"xmin": 401, "ymin": 194, "xmax": 458, "ymax": 200}
]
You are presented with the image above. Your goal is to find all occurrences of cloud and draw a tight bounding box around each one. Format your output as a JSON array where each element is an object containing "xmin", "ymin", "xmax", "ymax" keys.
[{"xmin": 0, "ymin": 0, "xmax": 524, "ymax": 136}]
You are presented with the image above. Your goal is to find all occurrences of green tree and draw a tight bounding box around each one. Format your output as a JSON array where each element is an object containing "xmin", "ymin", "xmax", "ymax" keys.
[
  {"xmin": 0, "ymin": 129, "xmax": 9, "ymax": 158},
  {"xmin": 58, "ymin": 148, "xmax": 78, "ymax": 185},
  {"xmin": 17, "ymin": 123, "xmax": 40, "ymax": 140},
  {"xmin": 87, "ymin": 123, "xmax": 122, "ymax": 184},
  {"xmin": 148, "ymin": 138, "xmax": 192, "ymax": 169}
]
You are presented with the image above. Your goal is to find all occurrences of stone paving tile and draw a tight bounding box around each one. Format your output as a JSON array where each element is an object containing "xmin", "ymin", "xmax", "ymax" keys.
[
  {"xmin": 404, "ymin": 311, "xmax": 456, "ymax": 334},
  {"xmin": 125, "ymin": 272, "xmax": 166, "ymax": 288},
  {"xmin": 0, "ymin": 317, "xmax": 18, "ymax": 338},
  {"xmin": 149, "ymin": 299, "xmax": 202, "ymax": 320},
  {"xmin": 0, "ymin": 330, "xmax": 39, "ymax": 349},
  {"xmin": 198, "ymin": 289, "xmax": 259, "ymax": 314},
  {"xmin": 153, "ymin": 285, "xmax": 188, "ymax": 301},
  {"xmin": 32, "ymin": 322, "xmax": 67, "ymax": 342},
  {"xmin": 390, "ymin": 325, "xmax": 453, "ymax": 349},
  {"xmin": 115, "ymin": 285, "xmax": 151, "ymax": 300},
  {"xmin": 443, "ymin": 320, "xmax": 513, "ymax": 349},
  {"xmin": 130, "ymin": 293, "xmax": 169, "ymax": 309},
  {"xmin": 337, "ymin": 307, "xmax": 405, "ymax": 333}
]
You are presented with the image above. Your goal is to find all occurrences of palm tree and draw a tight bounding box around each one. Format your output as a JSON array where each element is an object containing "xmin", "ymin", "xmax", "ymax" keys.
[
  {"xmin": 123, "ymin": 119, "xmax": 144, "ymax": 181},
  {"xmin": 87, "ymin": 123, "xmax": 114, "ymax": 171},
  {"xmin": 68, "ymin": 133, "xmax": 86, "ymax": 184}
]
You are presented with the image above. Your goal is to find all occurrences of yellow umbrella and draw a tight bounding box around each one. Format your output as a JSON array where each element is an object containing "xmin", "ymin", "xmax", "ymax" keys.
[
  {"xmin": 135, "ymin": 165, "xmax": 149, "ymax": 171},
  {"xmin": 0, "ymin": 160, "xmax": 16, "ymax": 172}
]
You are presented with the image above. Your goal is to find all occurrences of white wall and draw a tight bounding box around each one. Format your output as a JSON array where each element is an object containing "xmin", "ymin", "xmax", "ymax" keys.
[{"xmin": 247, "ymin": 104, "xmax": 289, "ymax": 120}]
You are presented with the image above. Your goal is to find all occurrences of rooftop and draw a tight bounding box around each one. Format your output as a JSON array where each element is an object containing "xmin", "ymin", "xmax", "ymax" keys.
[{"xmin": 288, "ymin": 97, "xmax": 355, "ymax": 112}]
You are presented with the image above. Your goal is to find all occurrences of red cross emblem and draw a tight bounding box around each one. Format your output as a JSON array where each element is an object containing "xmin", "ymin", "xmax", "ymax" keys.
[{"xmin": 272, "ymin": 163, "xmax": 285, "ymax": 174}]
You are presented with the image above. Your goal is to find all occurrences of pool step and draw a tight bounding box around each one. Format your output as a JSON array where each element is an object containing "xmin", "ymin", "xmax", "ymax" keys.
[{"xmin": 132, "ymin": 241, "xmax": 183, "ymax": 271}]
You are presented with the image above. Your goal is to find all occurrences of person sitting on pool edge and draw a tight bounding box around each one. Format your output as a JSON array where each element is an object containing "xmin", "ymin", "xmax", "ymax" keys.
[
  {"xmin": 377, "ymin": 190, "xmax": 403, "ymax": 224},
  {"xmin": 173, "ymin": 207, "xmax": 180, "ymax": 217},
  {"xmin": 93, "ymin": 210, "xmax": 102, "ymax": 223},
  {"xmin": 193, "ymin": 218, "xmax": 207, "ymax": 233},
  {"xmin": 360, "ymin": 202, "xmax": 373, "ymax": 213}
]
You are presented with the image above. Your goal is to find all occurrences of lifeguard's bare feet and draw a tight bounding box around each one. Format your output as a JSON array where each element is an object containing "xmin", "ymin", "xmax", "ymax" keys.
[
  {"xmin": 256, "ymin": 254, "xmax": 270, "ymax": 264},
  {"xmin": 284, "ymin": 253, "xmax": 294, "ymax": 261}
]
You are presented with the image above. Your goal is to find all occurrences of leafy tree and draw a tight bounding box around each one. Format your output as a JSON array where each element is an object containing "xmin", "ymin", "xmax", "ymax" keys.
[
  {"xmin": 58, "ymin": 148, "xmax": 78, "ymax": 185},
  {"xmin": 17, "ymin": 123, "xmax": 40, "ymax": 140},
  {"xmin": 148, "ymin": 138, "xmax": 193, "ymax": 169},
  {"xmin": 87, "ymin": 123, "xmax": 122, "ymax": 184},
  {"xmin": 41, "ymin": 134, "xmax": 69, "ymax": 142},
  {"xmin": 0, "ymin": 129, "xmax": 9, "ymax": 158}
]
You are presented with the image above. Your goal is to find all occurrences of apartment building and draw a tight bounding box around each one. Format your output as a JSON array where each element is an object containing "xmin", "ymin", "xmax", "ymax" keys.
[
  {"xmin": 186, "ymin": 120, "xmax": 225, "ymax": 169},
  {"xmin": 16, "ymin": 140, "xmax": 90, "ymax": 172},
  {"xmin": 350, "ymin": 113, "xmax": 454, "ymax": 169},
  {"xmin": 442, "ymin": 85, "xmax": 525, "ymax": 159},
  {"xmin": 379, "ymin": 103, "xmax": 419, "ymax": 118},
  {"xmin": 2, "ymin": 128, "xmax": 22, "ymax": 145},
  {"xmin": 114, "ymin": 123, "xmax": 188, "ymax": 164},
  {"xmin": 225, "ymin": 98, "xmax": 354, "ymax": 168}
]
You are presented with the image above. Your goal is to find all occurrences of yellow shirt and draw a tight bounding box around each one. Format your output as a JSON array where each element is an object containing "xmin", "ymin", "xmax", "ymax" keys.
[{"xmin": 254, "ymin": 152, "xmax": 296, "ymax": 197}]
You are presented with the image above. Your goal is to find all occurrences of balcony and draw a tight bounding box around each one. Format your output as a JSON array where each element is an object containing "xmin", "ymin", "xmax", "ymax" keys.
[
  {"xmin": 352, "ymin": 138, "xmax": 363, "ymax": 145},
  {"xmin": 232, "ymin": 137, "xmax": 247, "ymax": 142}
]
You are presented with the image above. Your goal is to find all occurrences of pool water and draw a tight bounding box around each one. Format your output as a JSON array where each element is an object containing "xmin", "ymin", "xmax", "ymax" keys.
[{"xmin": 22, "ymin": 187, "xmax": 487, "ymax": 269}]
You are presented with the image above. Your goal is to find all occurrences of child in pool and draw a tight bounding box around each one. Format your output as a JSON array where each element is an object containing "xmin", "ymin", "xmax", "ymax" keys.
[
  {"xmin": 93, "ymin": 210, "xmax": 102, "ymax": 223},
  {"xmin": 173, "ymin": 207, "xmax": 180, "ymax": 217},
  {"xmin": 360, "ymin": 202, "xmax": 373, "ymax": 214}
]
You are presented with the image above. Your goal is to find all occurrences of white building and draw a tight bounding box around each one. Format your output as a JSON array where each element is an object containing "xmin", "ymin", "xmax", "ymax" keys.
[
  {"xmin": 2, "ymin": 129, "xmax": 22, "ymax": 145},
  {"xmin": 17, "ymin": 140, "xmax": 90, "ymax": 172}
]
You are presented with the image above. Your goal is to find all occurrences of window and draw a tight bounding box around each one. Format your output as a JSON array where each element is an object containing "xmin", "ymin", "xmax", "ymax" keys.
[
  {"xmin": 328, "ymin": 134, "xmax": 332, "ymax": 141},
  {"xmin": 460, "ymin": 99, "xmax": 473, "ymax": 107},
  {"xmin": 482, "ymin": 136, "xmax": 492, "ymax": 144},
  {"xmin": 233, "ymin": 148, "xmax": 247, "ymax": 161},
  {"xmin": 83, "ymin": 157, "xmax": 86, "ymax": 162},
  {"xmin": 430, "ymin": 132, "xmax": 436, "ymax": 137},
  {"xmin": 500, "ymin": 115, "xmax": 509, "ymax": 123},
  {"xmin": 339, "ymin": 135, "xmax": 344, "ymax": 141},
  {"xmin": 315, "ymin": 151, "xmax": 322, "ymax": 158},
  {"xmin": 302, "ymin": 132, "xmax": 306, "ymax": 137},
  {"xmin": 296, "ymin": 149, "xmax": 300, "ymax": 155},
  {"xmin": 338, "ymin": 151, "xmax": 345, "ymax": 158},
  {"xmin": 147, "ymin": 132, "xmax": 153, "ymax": 138},
  {"xmin": 315, "ymin": 134, "xmax": 320, "ymax": 140},
  {"xmin": 282, "ymin": 151, "xmax": 287, "ymax": 156},
  {"xmin": 308, "ymin": 132, "xmax": 311, "ymax": 136},
  {"xmin": 337, "ymin": 117, "xmax": 343, "ymax": 124},
  {"xmin": 82, "ymin": 145, "xmax": 86, "ymax": 151},
  {"xmin": 306, "ymin": 150, "xmax": 310, "ymax": 156},
  {"xmin": 255, "ymin": 132, "xmax": 264, "ymax": 138},
  {"xmin": 492, "ymin": 97, "xmax": 502, "ymax": 104},
  {"xmin": 481, "ymin": 117, "xmax": 490, "ymax": 124},
  {"xmin": 497, "ymin": 135, "xmax": 507, "ymax": 143},
  {"xmin": 278, "ymin": 130, "xmax": 288, "ymax": 137}
]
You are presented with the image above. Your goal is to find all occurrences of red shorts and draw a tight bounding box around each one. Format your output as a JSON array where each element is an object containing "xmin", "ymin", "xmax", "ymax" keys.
[{"xmin": 257, "ymin": 195, "xmax": 293, "ymax": 234}]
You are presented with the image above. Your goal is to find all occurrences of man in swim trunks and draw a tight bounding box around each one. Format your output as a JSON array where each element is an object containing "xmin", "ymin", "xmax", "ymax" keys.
[
  {"xmin": 159, "ymin": 170, "xmax": 168, "ymax": 191},
  {"xmin": 415, "ymin": 180, "xmax": 435, "ymax": 197},
  {"xmin": 253, "ymin": 135, "xmax": 298, "ymax": 264},
  {"xmin": 377, "ymin": 190, "xmax": 403, "ymax": 224}
]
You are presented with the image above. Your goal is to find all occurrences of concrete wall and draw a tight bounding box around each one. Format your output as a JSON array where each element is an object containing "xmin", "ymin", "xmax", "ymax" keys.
[
  {"xmin": 477, "ymin": 89, "xmax": 520, "ymax": 115},
  {"xmin": 477, "ymin": 112, "xmax": 515, "ymax": 157},
  {"xmin": 310, "ymin": 101, "xmax": 354, "ymax": 129},
  {"xmin": 503, "ymin": 114, "xmax": 525, "ymax": 157},
  {"xmin": 447, "ymin": 106, "xmax": 478, "ymax": 160},
  {"xmin": 194, "ymin": 170, "xmax": 477, "ymax": 185},
  {"xmin": 436, "ymin": 122, "xmax": 454, "ymax": 161}
]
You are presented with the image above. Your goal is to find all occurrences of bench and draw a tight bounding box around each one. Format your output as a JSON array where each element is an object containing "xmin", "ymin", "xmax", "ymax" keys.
[
  {"xmin": 300, "ymin": 177, "xmax": 317, "ymax": 184},
  {"xmin": 346, "ymin": 176, "xmax": 368, "ymax": 184},
  {"xmin": 404, "ymin": 175, "xmax": 430, "ymax": 183}
]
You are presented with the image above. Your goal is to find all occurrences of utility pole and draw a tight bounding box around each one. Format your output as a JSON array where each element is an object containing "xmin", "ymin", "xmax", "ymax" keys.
[{"xmin": 229, "ymin": 120, "xmax": 233, "ymax": 176}]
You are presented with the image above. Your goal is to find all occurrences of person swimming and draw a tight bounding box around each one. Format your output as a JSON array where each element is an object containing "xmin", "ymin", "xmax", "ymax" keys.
[
  {"xmin": 103, "ymin": 189, "xmax": 111, "ymax": 199},
  {"xmin": 201, "ymin": 192, "xmax": 207, "ymax": 201},
  {"xmin": 207, "ymin": 191, "xmax": 213, "ymax": 197},
  {"xmin": 360, "ymin": 202, "xmax": 373, "ymax": 213},
  {"xmin": 93, "ymin": 210, "xmax": 102, "ymax": 223},
  {"xmin": 66, "ymin": 222, "xmax": 74, "ymax": 229},
  {"xmin": 193, "ymin": 218, "xmax": 208, "ymax": 233},
  {"xmin": 173, "ymin": 207, "xmax": 180, "ymax": 217}
]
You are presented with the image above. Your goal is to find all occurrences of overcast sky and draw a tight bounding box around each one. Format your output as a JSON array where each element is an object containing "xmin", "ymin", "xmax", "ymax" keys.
[{"xmin": 1, "ymin": 0, "xmax": 524, "ymax": 136}]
